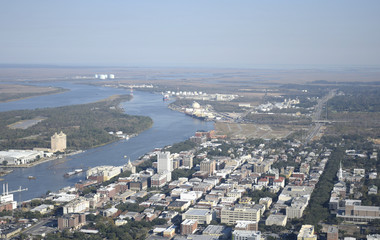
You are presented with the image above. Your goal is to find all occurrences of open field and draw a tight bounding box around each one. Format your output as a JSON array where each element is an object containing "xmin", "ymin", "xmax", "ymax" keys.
[
  {"xmin": 215, "ymin": 122, "xmax": 297, "ymax": 139},
  {"xmin": 8, "ymin": 117, "xmax": 47, "ymax": 129},
  {"xmin": 0, "ymin": 84, "xmax": 66, "ymax": 102},
  {"xmin": 2, "ymin": 66, "xmax": 380, "ymax": 105}
]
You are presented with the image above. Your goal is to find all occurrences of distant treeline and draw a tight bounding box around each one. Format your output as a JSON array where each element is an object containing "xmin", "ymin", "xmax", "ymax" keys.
[
  {"xmin": 310, "ymin": 80, "xmax": 380, "ymax": 85},
  {"xmin": 0, "ymin": 87, "xmax": 67, "ymax": 102},
  {"xmin": 244, "ymin": 113, "xmax": 311, "ymax": 125},
  {"xmin": 279, "ymin": 84, "xmax": 329, "ymax": 98},
  {"xmin": 328, "ymin": 86, "xmax": 380, "ymax": 112},
  {"xmin": 0, "ymin": 95, "xmax": 153, "ymax": 150}
]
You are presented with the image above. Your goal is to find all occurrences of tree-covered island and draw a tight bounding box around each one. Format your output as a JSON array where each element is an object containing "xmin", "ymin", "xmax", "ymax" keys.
[{"xmin": 0, "ymin": 94, "xmax": 153, "ymax": 150}]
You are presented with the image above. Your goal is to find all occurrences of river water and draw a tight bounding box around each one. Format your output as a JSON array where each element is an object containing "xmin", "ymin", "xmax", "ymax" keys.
[{"xmin": 0, "ymin": 82, "xmax": 214, "ymax": 201}]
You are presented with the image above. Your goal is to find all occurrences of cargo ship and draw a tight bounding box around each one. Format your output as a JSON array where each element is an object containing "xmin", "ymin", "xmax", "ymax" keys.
[{"xmin": 64, "ymin": 169, "xmax": 84, "ymax": 177}]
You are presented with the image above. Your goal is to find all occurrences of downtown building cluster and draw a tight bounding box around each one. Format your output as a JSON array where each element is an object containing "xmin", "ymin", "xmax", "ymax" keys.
[{"xmin": 0, "ymin": 130, "xmax": 379, "ymax": 240}]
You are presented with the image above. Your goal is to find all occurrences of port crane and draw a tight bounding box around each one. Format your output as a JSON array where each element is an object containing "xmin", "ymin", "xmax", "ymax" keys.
[
  {"xmin": 8, "ymin": 186, "xmax": 28, "ymax": 194},
  {"xmin": 2, "ymin": 183, "xmax": 28, "ymax": 195}
]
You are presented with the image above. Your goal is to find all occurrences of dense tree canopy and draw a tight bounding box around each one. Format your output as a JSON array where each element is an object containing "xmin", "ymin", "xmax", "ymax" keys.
[{"xmin": 0, "ymin": 95, "xmax": 153, "ymax": 150}]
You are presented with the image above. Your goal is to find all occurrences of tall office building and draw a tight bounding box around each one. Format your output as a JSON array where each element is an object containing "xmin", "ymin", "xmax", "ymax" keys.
[
  {"xmin": 200, "ymin": 159, "xmax": 216, "ymax": 176},
  {"xmin": 51, "ymin": 131, "xmax": 67, "ymax": 152},
  {"xmin": 183, "ymin": 154, "xmax": 194, "ymax": 169},
  {"xmin": 157, "ymin": 151, "xmax": 172, "ymax": 181}
]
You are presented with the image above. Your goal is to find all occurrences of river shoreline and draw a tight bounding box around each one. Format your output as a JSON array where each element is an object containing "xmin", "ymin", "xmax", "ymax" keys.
[
  {"xmin": 1, "ymin": 150, "xmax": 85, "ymax": 169},
  {"xmin": 0, "ymin": 133, "xmax": 140, "ymax": 173},
  {"xmin": 0, "ymin": 87, "xmax": 68, "ymax": 103},
  {"xmin": 0, "ymin": 86, "xmax": 214, "ymax": 202}
]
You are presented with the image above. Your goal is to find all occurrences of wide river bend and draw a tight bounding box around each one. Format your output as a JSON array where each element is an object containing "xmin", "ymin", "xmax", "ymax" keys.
[{"xmin": 0, "ymin": 82, "xmax": 214, "ymax": 201}]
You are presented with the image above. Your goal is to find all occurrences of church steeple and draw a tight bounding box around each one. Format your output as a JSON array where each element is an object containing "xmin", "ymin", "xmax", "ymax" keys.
[
  {"xmin": 338, "ymin": 161, "xmax": 343, "ymax": 181},
  {"xmin": 123, "ymin": 156, "xmax": 136, "ymax": 174}
]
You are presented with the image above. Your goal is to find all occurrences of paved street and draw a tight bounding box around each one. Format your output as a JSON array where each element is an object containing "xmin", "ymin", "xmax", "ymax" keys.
[{"xmin": 304, "ymin": 90, "xmax": 336, "ymax": 144}]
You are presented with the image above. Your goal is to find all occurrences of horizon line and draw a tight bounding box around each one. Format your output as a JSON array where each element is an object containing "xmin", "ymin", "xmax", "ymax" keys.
[{"xmin": 1, "ymin": 63, "xmax": 380, "ymax": 71}]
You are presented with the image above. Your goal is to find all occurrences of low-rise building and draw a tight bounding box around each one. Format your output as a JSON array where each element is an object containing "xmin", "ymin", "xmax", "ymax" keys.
[
  {"xmin": 232, "ymin": 230, "xmax": 261, "ymax": 240},
  {"xmin": 167, "ymin": 200, "xmax": 191, "ymax": 212},
  {"xmin": 278, "ymin": 186, "xmax": 314, "ymax": 202},
  {"xmin": 97, "ymin": 185, "xmax": 117, "ymax": 199},
  {"xmin": 226, "ymin": 189, "xmax": 244, "ymax": 199},
  {"xmin": 114, "ymin": 190, "xmax": 136, "ymax": 202},
  {"xmin": 253, "ymin": 204, "xmax": 266, "ymax": 216},
  {"xmin": 86, "ymin": 165, "xmax": 122, "ymax": 182},
  {"xmin": 0, "ymin": 150, "xmax": 44, "ymax": 165},
  {"xmin": 254, "ymin": 161, "xmax": 272, "ymax": 174},
  {"xmin": 235, "ymin": 221, "xmax": 258, "ymax": 231},
  {"xmin": 115, "ymin": 219, "xmax": 128, "ymax": 226},
  {"xmin": 181, "ymin": 219, "xmax": 198, "ymax": 235},
  {"xmin": 58, "ymin": 213, "xmax": 86, "ymax": 230},
  {"xmin": 193, "ymin": 182, "xmax": 214, "ymax": 193},
  {"xmin": 75, "ymin": 180, "xmax": 98, "ymax": 191},
  {"xmin": 259, "ymin": 197, "xmax": 272, "ymax": 209},
  {"xmin": 63, "ymin": 197, "xmax": 89, "ymax": 214},
  {"xmin": 30, "ymin": 204, "xmax": 54, "ymax": 214},
  {"xmin": 337, "ymin": 204, "xmax": 380, "ymax": 222},
  {"xmin": 221, "ymin": 205, "xmax": 260, "ymax": 225},
  {"xmin": 265, "ymin": 214, "xmax": 287, "ymax": 227},
  {"xmin": 151, "ymin": 173, "xmax": 168, "ymax": 188},
  {"xmin": 297, "ymin": 225, "xmax": 317, "ymax": 240},
  {"xmin": 287, "ymin": 204, "xmax": 307, "ymax": 219},
  {"xmin": 163, "ymin": 226, "xmax": 176, "ymax": 238},
  {"xmin": 0, "ymin": 189, "xmax": 17, "ymax": 211},
  {"xmin": 203, "ymin": 225, "xmax": 232, "ymax": 240},
  {"xmin": 102, "ymin": 207, "xmax": 119, "ymax": 217},
  {"xmin": 129, "ymin": 178, "xmax": 148, "ymax": 191},
  {"xmin": 180, "ymin": 191, "xmax": 203, "ymax": 204},
  {"xmin": 327, "ymin": 226, "xmax": 339, "ymax": 240},
  {"xmin": 367, "ymin": 234, "xmax": 380, "ymax": 240},
  {"xmin": 220, "ymin": 196, "xmax": 238, "ymax": 205},
  {"xmin": 182, "ymin": 208, "xmax": 213, "ymax": 224},
  {"xmin": 368, "ymin": 185, "xmax": 378, "ymax": 195},
  {"xmin": 196, "ymin": 200, "xmax": 217, "ymax": 209}
]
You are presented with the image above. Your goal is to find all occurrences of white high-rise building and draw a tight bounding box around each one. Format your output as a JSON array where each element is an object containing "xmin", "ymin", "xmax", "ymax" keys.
[
  {"xmin": 157, "ymin": 152, "xmax": 172, "ymax": 181},
  {"xmin": 158, "ymin": 152, "xmax": 172, "ymax": 173}
]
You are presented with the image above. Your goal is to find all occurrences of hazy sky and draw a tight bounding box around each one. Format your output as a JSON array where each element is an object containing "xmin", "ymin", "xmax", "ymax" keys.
[{"xmin": 1, "ymin": 0, "xmax": 379, "ymax": 68}]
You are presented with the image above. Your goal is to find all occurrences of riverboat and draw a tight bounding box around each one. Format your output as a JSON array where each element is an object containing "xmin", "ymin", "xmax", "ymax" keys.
[
  {"xmin": 163, "ymin": 94, "xmax": 170, "ymax": 101},
  {"xmin": 64, "ymin": 169, "xmax": 84, "ymax": 177}
]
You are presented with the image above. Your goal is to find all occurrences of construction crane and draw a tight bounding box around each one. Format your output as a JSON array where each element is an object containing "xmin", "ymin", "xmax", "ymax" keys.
[
  {"xmin": 2, "ymin": 183, "xmax": 28, "ymax": 195},
  {"xmin": 8, "ymin": 186, "xmax": 28, "ymax": 194}
]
